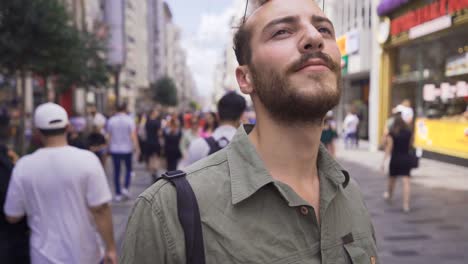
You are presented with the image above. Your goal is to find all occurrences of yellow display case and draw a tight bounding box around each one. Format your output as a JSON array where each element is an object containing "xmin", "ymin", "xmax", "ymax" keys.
[{"xmin": 414, "ymin": 117, "xmax": 468, "ymax": 159}]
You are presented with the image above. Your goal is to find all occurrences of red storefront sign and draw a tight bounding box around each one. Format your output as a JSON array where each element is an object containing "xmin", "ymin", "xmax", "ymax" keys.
[{"xmin": 391, "ymin": 0, "xmax": 468, "ymax": 36}]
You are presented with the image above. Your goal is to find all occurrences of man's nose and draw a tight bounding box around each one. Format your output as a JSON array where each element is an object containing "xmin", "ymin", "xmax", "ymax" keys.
[{"xmin": 298, "ymin": 24, "xmax": 324, "ymax": 53}]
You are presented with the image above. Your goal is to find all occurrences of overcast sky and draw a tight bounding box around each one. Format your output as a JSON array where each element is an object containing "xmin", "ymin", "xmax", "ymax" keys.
[{"xmin": 166, "ymin": 0, "xmax": 237, "ymax": 99}]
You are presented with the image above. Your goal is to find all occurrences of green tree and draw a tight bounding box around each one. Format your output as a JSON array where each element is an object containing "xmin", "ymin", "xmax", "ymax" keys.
[
  {"xmin": 55, "ymin": 31, "xmax": 110, "ymax": 96},
  {"xmin": 0, "ymin": 0, "xmax": 109, "ymax": 152},
  {"xmin": 152, "ymin": 77, "xmax": 178, "ymax": 106},
  {"xmin": 0, "ymin": 0, "xmax": 76, "ymax": 153}
]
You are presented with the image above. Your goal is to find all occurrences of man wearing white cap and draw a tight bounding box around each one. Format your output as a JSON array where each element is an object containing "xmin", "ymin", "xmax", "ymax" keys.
[{"xmin": 3, "ymin": 103, "xmax": 117, "ymax": 264}]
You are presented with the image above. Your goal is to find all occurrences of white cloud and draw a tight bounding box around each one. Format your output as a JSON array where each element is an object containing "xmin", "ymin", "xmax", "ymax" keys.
[{"xmin": 182, "ymin": 5, "xmax": 237, "ymax": 99}]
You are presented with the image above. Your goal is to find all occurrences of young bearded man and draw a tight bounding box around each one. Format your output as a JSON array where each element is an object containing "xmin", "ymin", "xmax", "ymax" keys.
[{"xmin": 121, "ymin": 1, "xmax": 379, "ymax": 263}]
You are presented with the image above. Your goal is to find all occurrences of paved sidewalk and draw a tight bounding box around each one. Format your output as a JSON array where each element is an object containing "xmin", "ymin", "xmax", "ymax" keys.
[
  {"xmin": 336, "ymin": 141, "xmax": 468, "ymax": 264},
  {"xmin": 336, "ymin": 140, "xmax": 468, "ymax": 191},
  {"xmin": 107, "ymin": 160, "xmax": 155, "ymax": 254}
]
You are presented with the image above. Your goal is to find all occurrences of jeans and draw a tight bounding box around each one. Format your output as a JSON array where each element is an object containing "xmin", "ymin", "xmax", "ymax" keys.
[
  {"xmin": 344, "ymin": 132, "xmax": 358, "ymax": 148},
  {"xmin": 111, "ymin": 153, "xmax": 132, "ymax": 195}
]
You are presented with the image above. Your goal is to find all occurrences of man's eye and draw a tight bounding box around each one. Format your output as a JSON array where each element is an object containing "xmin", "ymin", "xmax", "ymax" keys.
[
  {"xmin": 273, "ymin": 29, "xmax": 289, "ymax": 37},
  {"xmin": 318, "ymin": 27, "xmax": 332, "ymax": 35}
]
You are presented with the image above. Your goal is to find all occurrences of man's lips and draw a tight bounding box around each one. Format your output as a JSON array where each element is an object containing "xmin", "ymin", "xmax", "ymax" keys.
[{"xmin": 295, "ymin": 59, "xmax": 331, "ymax": 72}]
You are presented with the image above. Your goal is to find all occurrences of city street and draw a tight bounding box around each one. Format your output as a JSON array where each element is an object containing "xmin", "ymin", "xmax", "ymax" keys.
[
  {"xmin": 336, "ymin": 143, "xmax": 468, "ymax": 264},
  {"xmin": 110, "ymin": 144, "xmax": 468, "ymax": 263}
]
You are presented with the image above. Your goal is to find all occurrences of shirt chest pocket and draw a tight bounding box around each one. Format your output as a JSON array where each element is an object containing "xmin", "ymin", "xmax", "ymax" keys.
[{"xmin": 342, "ymin": 235, "xmax": 379, "ymax": 264}]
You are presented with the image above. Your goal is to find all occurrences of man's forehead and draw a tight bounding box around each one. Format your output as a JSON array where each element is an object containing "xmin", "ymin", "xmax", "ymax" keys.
[{"xmin": 244, "ymin": 0, "xmax": 326, "ymax": 29}]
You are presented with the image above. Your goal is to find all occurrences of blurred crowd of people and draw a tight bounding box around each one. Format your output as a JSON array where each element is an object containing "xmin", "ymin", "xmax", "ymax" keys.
[{"xmin": 0, "ymin": 91, "xmax": 249, "ymax": 263}]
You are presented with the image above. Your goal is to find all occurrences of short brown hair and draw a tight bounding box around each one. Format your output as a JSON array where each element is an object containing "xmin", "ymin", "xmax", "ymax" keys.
[
  {"xmin": 233, "ymin": 24, "xmax": 252, "ymax": 65},
  {"xmin": 232, "ymin": 0, "xmax": 270, "ymax": 65}
]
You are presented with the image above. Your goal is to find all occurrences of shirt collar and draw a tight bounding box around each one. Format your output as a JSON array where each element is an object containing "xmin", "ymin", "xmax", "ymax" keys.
[{"xmin": 227, "ymin": 124, "xmax": 349, "ymax": 206}]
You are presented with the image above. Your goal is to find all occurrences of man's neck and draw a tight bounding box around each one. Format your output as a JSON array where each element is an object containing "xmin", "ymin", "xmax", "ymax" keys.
[
  {"xmin": 43, "ymin": 136, "xmax": 68, "ymax": 148},
  {"xmin": 248, "ymin": 112, "xmax": 322, "ymax": 185},
  {"xmin": 218, "ymin": 120, "xmax": 239, "ymax": 128}
]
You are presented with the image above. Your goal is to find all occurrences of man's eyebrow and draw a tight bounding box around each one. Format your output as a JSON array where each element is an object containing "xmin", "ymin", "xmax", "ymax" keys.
[
  {"xmin": 262, "ymin": 16, "xmax": 300, "ymax": 33},
  {"xmin": 312, "ymin": 15, "xmax": 333, "ymax": 26}
]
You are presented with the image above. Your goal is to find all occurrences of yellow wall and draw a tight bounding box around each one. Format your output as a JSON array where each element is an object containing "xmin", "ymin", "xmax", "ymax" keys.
[
  {"xmin": 378, "ymin": 49, "xmax": 393, "ymax": 143},
  {"xmin": 414, "ymin": 118, "xmax": 468, "ymax": 159}
]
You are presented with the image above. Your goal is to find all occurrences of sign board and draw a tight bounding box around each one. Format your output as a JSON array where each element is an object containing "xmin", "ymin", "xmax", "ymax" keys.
[
  {"xmin": 337, "ymin": 36, "xmax": 347, "ymax": 56},
  {"xmin": 409, "ymin": 15, "xmax": 452, "ymax": 39},
  {"xmin": 390, "ymin": 0, "xmax": 468, "ymax": 36},
  {"xmin": 414, "ymin": 118, "xmax": 468, "ymax": 159},
  {"xmin": 346, "ymin": 31, "xmax": 360, "ymax": 54},
  {"xmin": 377, "ymin": 17, "xmax": 391, "ymax": 44}
]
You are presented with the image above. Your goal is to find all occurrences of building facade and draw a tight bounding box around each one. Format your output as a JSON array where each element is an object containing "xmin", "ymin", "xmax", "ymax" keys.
[
  {"xmin": 377, "ymin": 0, "xmax": 468, "ymax": 164},
  {"xmin": 120, "ymin": 0, "xmax": 151, "ymax": 112},
  {"xmin": 325, "ymin": 0, "xmax": 374, "ymax": 140},
  {"xmin": 147, "ymin": 0, "xmax": 166, "ymax": 84}
]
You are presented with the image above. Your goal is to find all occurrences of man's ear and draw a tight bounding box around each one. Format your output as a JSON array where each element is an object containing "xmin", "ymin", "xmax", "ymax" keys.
[{"xmin": 236, "ymin": 65, "xmax": 254, "ymax": 95}]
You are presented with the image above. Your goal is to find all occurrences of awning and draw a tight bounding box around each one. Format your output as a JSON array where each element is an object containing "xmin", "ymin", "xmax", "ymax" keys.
[{"xmin": 377, "ymin": 0, "xmax": 412, "ymax": 16}]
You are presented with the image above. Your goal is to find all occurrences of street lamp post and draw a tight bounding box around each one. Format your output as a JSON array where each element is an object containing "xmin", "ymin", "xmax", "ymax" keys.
[{"xmin": 113, "ymin": 65, "xmax": 121, "ymax": 106}]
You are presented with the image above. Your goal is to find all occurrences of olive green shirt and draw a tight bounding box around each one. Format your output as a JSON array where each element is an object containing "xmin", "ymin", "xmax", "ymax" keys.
[{"xmin": 121, "ymin": 125, "xmax": 379, "ymax": 264}]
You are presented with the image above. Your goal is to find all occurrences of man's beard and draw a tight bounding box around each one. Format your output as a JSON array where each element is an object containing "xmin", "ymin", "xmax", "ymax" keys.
[{"xmin": 250, "ymin": 52, "xmax": 342, "ymax": 125}]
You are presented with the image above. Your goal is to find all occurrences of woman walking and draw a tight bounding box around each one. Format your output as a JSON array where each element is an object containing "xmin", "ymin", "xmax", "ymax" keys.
[
  {"xmin": 200, "ymin": 112, "xmax": 218, "ymax": 138},
  {"xmin": 381, "ymin": 115, "xmax": 414, "ymax": 212},
  {"xmin": 163, "ymin": 114, "xmax": 182, "ymax": 171},
  {"xmin": 145, "ymin": 108, "xmax": 163, "ymax": 182}
]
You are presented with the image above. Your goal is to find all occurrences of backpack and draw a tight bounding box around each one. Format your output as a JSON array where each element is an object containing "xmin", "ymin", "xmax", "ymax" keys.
[
  {"xmin": 158, "ymin": 170, "xmax": 205, "ymax": 264},
  {"xmin": 204, "ymin": 136, "xmax": 230, "ymax": 155}
]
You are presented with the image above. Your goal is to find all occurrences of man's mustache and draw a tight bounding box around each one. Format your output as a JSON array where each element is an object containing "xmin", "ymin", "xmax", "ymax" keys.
[{"xmin": 287, "ymin": 52, "xmax": 340, "ymax": 74}]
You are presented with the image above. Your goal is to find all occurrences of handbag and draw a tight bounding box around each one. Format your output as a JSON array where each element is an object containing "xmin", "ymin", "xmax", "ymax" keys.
[{"xmin": 409, "ymin": 149, "xmax": 419, "ymax": 169}]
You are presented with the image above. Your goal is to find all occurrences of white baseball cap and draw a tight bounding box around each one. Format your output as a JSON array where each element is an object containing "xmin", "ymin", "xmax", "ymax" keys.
[{"xmin": 34, "ymin": 103, "xmax": 69, "ymax": 130}]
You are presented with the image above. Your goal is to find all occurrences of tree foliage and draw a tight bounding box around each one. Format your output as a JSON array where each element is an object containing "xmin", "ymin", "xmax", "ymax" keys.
[
  {"xmin": 0, "ymin": 0, "xmax": 109, "ymax": 95},
  {"xmin": 55, "ymin": 31, "xmax": 109, "ymax": 94},
  {"xmin": 152, "ymin": 77, "xmax": 178, "ymax": 106}
]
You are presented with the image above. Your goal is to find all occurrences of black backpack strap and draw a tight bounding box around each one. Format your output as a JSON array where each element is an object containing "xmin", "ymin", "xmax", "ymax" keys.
[
  {"xmin": 205, "ymin": 136, "xmax": 230, "ymax": 155},
  {"xmin": 341, "ymin": 170, "xmax": 350, "ymax": 188},
  {"xmin": 160, "ymin": 170, "xmax": 206, "ymax": 264},
  {"xmin": 204, "ymin": 136, "xmax": 219, "ymax": 155}
]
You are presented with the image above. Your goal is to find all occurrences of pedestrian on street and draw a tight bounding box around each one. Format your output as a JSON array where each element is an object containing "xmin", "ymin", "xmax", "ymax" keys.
[
  {"xmin": 381, "ymin": 114, "xmax": 414, "ymax": 213},
  {"xmin": 199, "ymin": 111, "xmax": 218, "ymax": 138},
  {"xmin": 0, "ymin": 107, "xmax": 29, "ymax": 263},
  {"xmin": 144, "ymin": 107, "xmax": 163, "ymax": 182},
  {"xmin": 87, "ymin": 124, "xmax": 108, "ymax": 166},
  {"xmin": 321, "ymin": 111, "xmax": 338, "ymax": 157},
  {"xmin": 343, "ymin": 106, "xmax": 360, "ymax": 149},
  {"xmin": 393, "ymin": 99, "xmax": 414, "ymax": 126},
  {"xmin": 3, "ymin": 103, "xmax": 117, "ymax": 264},
  {"xmin": 182, "ymin": 91, "xmax": 247, "ymax": 166},
  {"xmin": 120, "ymin": 0, "xmax": 379, "ymax": 263},
  {"xmin": 162, "ymin": 114, "xmax": 183, "ymax": 171},
  {"xmin": 178, "ymin": 115, "xmax": 201, "ymax": 168},
  {"xmin": 86, "ymin": 104, "xmax": 107, "ymax": 134},
  {"xmin": 107, "ymin": 102, "xmax": 140, "ymax": 202}
]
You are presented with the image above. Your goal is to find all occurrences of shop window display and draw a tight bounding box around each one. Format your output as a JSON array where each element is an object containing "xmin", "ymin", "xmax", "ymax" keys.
[{"xmin": 392, "ymin": 26, "xmax": 468, "ymax": 121}]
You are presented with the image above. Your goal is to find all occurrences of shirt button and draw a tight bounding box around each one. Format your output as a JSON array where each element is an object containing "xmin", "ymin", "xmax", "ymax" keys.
[{"xmin": 300, "ymin": 206, "xmax": 309, "ymax": 215}]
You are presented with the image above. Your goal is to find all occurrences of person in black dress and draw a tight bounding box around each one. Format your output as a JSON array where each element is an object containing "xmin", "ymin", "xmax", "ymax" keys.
[
  {"xmin": 145, "ymin": 108, "xmax": 162, "ymax": 181},
  {"xmin": 163, "ymin": 114, "xmax": 182, "ymax": 171},
  {"xmin": 87, "ymin": 125, "xmax": 107, "ymax": 166},
  {"xmin": 0, "ymin": 110, "xmax": 29, "ymax": 263},
  {"xmin": 381, "ymin": 115, "xmax": 413, "ymax": 212}
]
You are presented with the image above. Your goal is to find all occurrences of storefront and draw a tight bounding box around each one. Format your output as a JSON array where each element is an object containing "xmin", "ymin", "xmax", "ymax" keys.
[
  {"xmin": 337, "ymin": 30, "xmax": 371, "ymax": 139},
  {"xmin": 378, "ymin": 0, "xmax": 468, "ymax": 163}
]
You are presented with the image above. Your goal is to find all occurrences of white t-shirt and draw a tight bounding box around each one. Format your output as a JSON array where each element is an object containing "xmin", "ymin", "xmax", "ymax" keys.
[
  {"xmin": 93, "ymin": 112, "xmax": 107, "ymax": 128},
  {"xmin": 394, "ymin": 104, "xmax": 414, "ymax": 124},
  {"xmin": 4, "ymin": 146, "xmax": 112, "ymax": 264},
  {"xmin": 107, "ymin": 113, "xmax": 136, "ymax": 153},
  {"xmin": 343, "ymin": 114, "xmax": 360, "ymax": 134},
  {"xmin": 181, "ymin": 125, "xmax": 238, "ymax": 167}
]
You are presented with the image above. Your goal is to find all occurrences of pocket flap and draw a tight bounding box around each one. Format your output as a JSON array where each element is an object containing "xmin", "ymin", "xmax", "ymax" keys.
[{"xmin": 343, "ymin": 243, "xmax": 371, "ymax": 264}]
